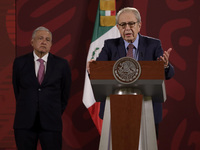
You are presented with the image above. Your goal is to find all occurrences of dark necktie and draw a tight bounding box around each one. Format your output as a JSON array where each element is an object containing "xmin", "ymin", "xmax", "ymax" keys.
[
  {"xmin": 126, "ymin": 44, "xmax": 135, "ymax": 58},
  {"xmin": 37, "ymin": 59, "xmax": 45, "ymax": 84}
]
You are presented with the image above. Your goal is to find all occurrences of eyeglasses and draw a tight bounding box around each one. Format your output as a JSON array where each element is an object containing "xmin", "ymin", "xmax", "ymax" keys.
[{"xmin": 118, "ymin": 21, "xmax": 139, "ymax": 28}]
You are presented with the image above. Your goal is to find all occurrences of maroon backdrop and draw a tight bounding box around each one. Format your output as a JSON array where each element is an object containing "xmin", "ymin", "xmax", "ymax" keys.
[
  {"xmin": 0, "ymin": 0, "xmax": 16, "ymax": 148},
  {"xmin": 0, "ymin": 0, "xmax": 199, "ymax": 150}
]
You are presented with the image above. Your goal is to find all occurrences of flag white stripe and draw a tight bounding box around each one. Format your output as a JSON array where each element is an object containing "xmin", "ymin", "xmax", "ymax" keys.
[
  {"xmin": 105, "ymin": 10, "xmax": 111, "ymax": 16},
  {"xmin": 83, "ymin": 26, "xmax": 120, "ymax": 108}
]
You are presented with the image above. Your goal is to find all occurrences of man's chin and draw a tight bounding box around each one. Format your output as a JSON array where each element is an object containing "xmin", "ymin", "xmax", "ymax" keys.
[
  {"xmin": 125, "ymin": 37, "xmax": 134, "ymax": 43},
  {"xmin": 39, "ymin": 48, "xmax": 48, "ymax": 52},
  {"xmin": 37, "ymin": 50, "xmax": 49, "ymax": 55},
  {"xmin": 38, "ymin": 51, "xmax": 46, "ymax": 53}
]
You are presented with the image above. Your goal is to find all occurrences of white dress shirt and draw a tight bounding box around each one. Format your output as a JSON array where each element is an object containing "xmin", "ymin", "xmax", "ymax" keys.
[{"xmin": 33, "ymin": 51, "xmax": 49, "ymax": 77}]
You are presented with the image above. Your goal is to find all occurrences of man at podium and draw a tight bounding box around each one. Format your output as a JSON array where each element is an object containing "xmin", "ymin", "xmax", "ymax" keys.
[{"xmin": 87, "ymin": 7, "xmax": 174, "ymax": 139}]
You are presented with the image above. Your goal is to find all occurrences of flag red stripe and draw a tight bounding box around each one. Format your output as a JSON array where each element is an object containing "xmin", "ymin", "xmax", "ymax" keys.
[{"xmin": 87, "ymin": 102, "xmax": 103, "ymax": 134}]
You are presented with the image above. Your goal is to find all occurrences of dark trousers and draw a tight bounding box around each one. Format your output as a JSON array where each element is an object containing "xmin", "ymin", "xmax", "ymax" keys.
[{"xmin": 14, "ymin": 113, "xmax": 62, "ymax": 150}]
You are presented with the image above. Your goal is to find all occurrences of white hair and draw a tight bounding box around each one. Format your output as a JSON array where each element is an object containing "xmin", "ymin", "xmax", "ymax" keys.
[
  {"xmin": 32, "ymin": 26, "xmax": 52, "ymax": 40},
  {"xmin": 116, "ymin": 7, "xmax": 141, "ymax": 24}
]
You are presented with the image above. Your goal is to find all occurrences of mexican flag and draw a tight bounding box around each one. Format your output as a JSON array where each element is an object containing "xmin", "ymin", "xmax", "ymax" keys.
[{"xmin": 82, "ymin": 0, "xmax": 120, "ymax": 134}]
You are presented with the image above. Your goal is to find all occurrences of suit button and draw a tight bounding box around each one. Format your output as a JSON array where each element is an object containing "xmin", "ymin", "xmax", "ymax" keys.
[{"xmin": 38, "ymin": 88, "xmax": 41, "ymax": 91}]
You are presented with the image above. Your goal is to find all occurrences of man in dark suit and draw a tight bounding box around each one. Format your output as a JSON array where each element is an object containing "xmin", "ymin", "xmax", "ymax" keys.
[
  {"xmin": 12, "ymin": 26, "xmax": 71, "ymax": 150},
  {"xmin": 87, "ymin": 7, "xmax": 174, "ymax": 138}
]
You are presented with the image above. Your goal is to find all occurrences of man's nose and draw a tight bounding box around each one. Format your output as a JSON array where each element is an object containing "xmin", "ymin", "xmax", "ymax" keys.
[
  {"xmin": 41, "ymin": 39, "xmax": 47, "ymax": 44},
  {"xmin": 124, "ymin": 24, "xmax": 131, "ymax": 30}
]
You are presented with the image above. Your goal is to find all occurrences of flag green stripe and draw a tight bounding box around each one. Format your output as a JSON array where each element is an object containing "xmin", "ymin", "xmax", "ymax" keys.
[
  {"xmin": 100, "ymin": 10, "xmax": 105, "ymax": 16},
  {"xmin": 91, "ymin": 2, "xmax": 112, "ymax": 42}
]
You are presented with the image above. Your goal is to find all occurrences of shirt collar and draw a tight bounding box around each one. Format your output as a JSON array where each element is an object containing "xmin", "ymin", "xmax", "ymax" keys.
[
  {"xmin": 33, "ymin": 51, "xmax": 49, "ymax": 62},
  {"xmin": 124, "ymin": 34, "xmax": 139, "ymax": 50}
]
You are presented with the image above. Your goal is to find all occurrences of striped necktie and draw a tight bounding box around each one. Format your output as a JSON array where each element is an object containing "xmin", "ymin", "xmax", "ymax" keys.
[{"xmin": 126, "ymin": 44, "xmax": 135, "ymax": 59}]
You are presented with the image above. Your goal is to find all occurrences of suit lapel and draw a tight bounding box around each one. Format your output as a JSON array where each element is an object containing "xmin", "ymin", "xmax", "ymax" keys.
[
  {"xmin": 26, "ymin": 53, "xmax": 39, "ymax": 84},
  {"xmin": 118, "ymin": 37, "xmax": 126, "ymax": 58},
  {"xmin": 138, "ymin": 34, "xmax": 146, "ymax": 61}
]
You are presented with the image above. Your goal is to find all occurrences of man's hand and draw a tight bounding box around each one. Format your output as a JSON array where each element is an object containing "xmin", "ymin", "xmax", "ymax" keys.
[
  {"xmin": 157, "ymin": 48, "xmax": 172, "ymax": 68},
  {"xmin": 87, "ymin": 59, "xmax": 95, "ymax": 74}
]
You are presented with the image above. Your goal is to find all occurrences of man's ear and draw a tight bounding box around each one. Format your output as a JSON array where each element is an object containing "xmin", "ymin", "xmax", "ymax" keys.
[
  {"xmin": 30, "ymin": 39, "xmax": 33, "ymax": 46},
  {"xmin": 138, "ymin": 22, "xmax": 142, "ymax": 29}
]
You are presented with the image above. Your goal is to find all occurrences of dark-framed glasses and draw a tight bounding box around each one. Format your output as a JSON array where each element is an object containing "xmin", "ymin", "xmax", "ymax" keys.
[{"xmin": 118, "ymin": 21, "xmax": 139, "ymax": 28}]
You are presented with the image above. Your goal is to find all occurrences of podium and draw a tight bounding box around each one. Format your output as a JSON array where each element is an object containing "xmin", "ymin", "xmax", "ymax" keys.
[{"xmin": 90, "ymin": 60, "xmax": 166, "ymax": 150}]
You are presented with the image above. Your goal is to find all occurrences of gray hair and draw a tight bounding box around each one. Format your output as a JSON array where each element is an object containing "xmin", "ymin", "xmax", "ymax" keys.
[
  {"xmin": 116, "ymin": 7, "xmax": 141, "ymax": 24},
  {"xmin": 32, "ymin": 26, "xmax": 52, "ymax": 40}
]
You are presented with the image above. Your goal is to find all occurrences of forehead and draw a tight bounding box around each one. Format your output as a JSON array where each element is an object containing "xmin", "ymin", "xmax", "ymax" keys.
[
  {"xmin": 118, "ymin": 12, "xmax": 137, "ymax": 22},
  {"xmin": 35, "ymin": 30, "xmax": 51, "ymax": 38}
]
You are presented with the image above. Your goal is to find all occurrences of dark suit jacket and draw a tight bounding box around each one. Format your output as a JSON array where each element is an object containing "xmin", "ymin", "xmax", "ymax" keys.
[
  {"xmin": 96, "ymin": 34, "xmax": 174, "ymax": 123},
  {"xmin": 12, "ymin": 52, "xmax": 71, "ymax": 131}
]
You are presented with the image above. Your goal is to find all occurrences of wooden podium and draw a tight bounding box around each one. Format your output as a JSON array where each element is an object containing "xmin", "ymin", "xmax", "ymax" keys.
[{"xmin": 90, "ymin": 61, "xmax": 166, "ymax": 150}]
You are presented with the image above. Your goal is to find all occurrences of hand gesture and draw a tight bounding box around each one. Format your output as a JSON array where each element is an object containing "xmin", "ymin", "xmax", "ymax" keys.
[{"xmin": 157, "ymin": 48, "xmax": 172, "ymax": 68}]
